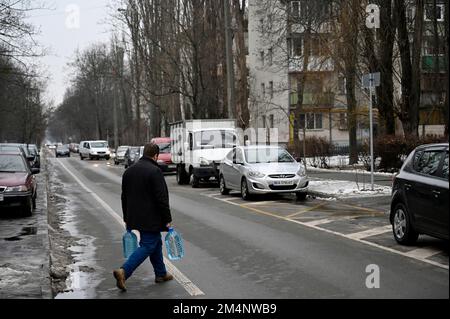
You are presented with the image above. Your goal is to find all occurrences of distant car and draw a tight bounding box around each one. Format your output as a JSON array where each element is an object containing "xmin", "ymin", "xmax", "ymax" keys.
[
  {"xmin": 219, "ymin": 145, "xmax": 309, "ymax": 200},
  {"xmin": 390, "ymin": 143, "xmax": 449, "ymax": 245},
  {"xmin": 55, "ymin": 145, "xmax": 70, "ymax": 158},
  {"xmin": 69, "ymin": 143, "xmax": 79, "ymax": 153},
  {"xmin": 124, "ymin": 146, "xmax": 141, "ymax": 169},
  {"xmin": 114, "ymin": 146, "xmax": 130, "ymax": 165},
  {"xmin": 0, "ymin": 153, "xmax": 39, "ymax": 216},
  {"xmin": 151, "ymin": 138, "xmax": 176, "ymax": 172},
  {"xmin": 79, "ymin": 140, "xmax": 111, "ymax": 160}
]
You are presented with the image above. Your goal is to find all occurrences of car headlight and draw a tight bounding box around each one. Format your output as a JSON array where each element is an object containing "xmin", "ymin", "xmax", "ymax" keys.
[
  {"xmin": 297, "ymin": 167, "xmax": 306, "ymax": 176},
  {"xmin": 90, "ymin": 151, "xmax": 97, "ymax": 155},
  {"xmin": 199, "ymin": 157, "xmax": 211, "ymax": 166},
  {"xmin": 248, "ymin": 171, "xmax": 265, "ymax": 178},
  {"xmin": 5, "ymin": 185, "xmax": 29, "ymax": 192}
]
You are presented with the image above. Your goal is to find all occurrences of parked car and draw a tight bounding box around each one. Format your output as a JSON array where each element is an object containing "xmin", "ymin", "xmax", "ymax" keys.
[
  {"xmin": 151, "ymin": 137, "xmax": 176, "ymax": 172},
  {"xmin": 219, "ymin": 145, "xmax": 309, "ymax": 200},
  {"xmin": 0, "ymin": 143, "xmax": 36, "ymax": 168},
  {"xmin": 69, "ymin": 143, "xmax": 79, "ymax": 153},
  {"xmin": 55, "ymin": 145, "xmax": 70, "ymax": 158},
  {"xmin": 79, "ymin": 140, "xmax": 111, "ymax": 160},
  {"xmin": 0, "ymin": 152, "xmax": 39, "ymax": 216},
  {"xmin": 390, "ymin": 143, "xmax": 449, "ymax": 245},
  {"xmin": 114, "ymin": 146, "xmax": 130, "ymax": 165},
  {"xmin": 124, "ymin": 146, "xmax": 141, "ymax": 169},
  {"xmin": 27, "ymin": 144, "xmax": 40, "ymax": 168}
]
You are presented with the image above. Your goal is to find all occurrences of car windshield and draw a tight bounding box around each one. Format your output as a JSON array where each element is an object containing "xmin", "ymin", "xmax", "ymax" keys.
[
  {"xmin": 118, "ymin": 146, "xmax": 128, "ymax": 153},
  {"xmin": 194, "ymin": 130, "xmax": 236, "ymax": 150},
  {"xmin": 244, "ymin": 148, "xmax": 295, "ymax": 164},
  {"xmin": 158, "ymin": 143, "xmax": 171, "ymax": 154},
  {"xmin": 91, "ymin": 142, "xmax": 108, "ymax": 148},
  {"xmin": 57, "ymin": 146, "xmax": 68, "ymax": 150},
  {"xmin": 28, "ymin": 146, "xmax": 38, "ymax": 155},
  {"xmin": 0, "ymin": 155, "xmax": 27, "ymax": 172}
]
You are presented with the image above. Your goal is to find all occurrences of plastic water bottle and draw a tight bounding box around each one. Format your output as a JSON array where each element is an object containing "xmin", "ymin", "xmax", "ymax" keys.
[
  {"xmin": 165, "ymin": 227, "xmax": 184, "ymax": 261},
  {"xmin": 123, "ymin": 230, "xmax": 138, "ymax": 259}
]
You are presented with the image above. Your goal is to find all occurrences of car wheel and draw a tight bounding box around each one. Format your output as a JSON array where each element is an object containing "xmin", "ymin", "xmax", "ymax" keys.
[
  {"xmin": 392, "ymin": 203, "xmax": 419, "ymax": 245},
  {"xmin": 220, "ymin": 175, "xmax": 230, "ymax": 195},
  {"xmin": 296, "ymin": 192, "xmax": 307, "ymax": 201},
  {"xmin": 191, "ymin": 174, "xmax": 200, "ymax": 188},
  {"xmin": 241, "ymin": 178, "xmax": 252, "ymax": 200},
  {"xmin": 80, "ymin": 154, "xmax": 84, "ymax": 160},
  {"xmin": 22, "ymin": 197, "xmax": 33, "ymax": 217}
]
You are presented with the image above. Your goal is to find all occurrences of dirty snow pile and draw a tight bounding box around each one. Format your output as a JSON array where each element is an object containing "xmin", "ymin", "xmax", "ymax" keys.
[{"xmin": 308, "ymin": 180, "xmax": 392, "ymax": 198}]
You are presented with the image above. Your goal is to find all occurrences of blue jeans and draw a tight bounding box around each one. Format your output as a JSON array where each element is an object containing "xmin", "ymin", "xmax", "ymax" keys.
[{"xmin": 122, "ymin": 231, "xmax": 167, "ymax": 279}]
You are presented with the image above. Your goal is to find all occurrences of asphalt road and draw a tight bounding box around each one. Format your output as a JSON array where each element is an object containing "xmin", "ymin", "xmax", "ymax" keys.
[{"xmin": 46, "ymin": 154, "xmax": 448, "ymax": 299}]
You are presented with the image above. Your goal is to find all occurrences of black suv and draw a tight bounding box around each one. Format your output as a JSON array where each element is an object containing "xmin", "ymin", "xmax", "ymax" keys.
[{"xmin": 390, "ymin": 143, "xmax": 449, "ymax": 245}]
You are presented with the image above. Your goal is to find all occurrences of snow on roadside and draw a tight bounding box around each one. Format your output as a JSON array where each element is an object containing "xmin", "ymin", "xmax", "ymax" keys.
[{"xmin": 308, "ymin": 179, "xmax": 392, "ymax": 198}]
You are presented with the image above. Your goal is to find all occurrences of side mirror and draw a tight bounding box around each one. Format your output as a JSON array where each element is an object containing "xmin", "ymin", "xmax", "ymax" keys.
[
  {"xmin": 27, "ymin": 156, "xmax": 35, "ymax": 161},
  {"xmin": 296, "ymin": 157, "xmax": 302, "ymax": 162},
  {"xmin": 31, "ymin": 168, "xmax": 40, "ymax": 175}
]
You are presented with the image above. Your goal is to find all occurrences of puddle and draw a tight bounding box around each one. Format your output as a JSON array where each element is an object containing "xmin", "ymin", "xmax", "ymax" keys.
[{"xmin": 4, "ymin": 226, "xmax": 37, "ymax": 241}]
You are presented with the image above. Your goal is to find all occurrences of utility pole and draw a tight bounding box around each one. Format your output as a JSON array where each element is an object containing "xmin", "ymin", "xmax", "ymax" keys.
[{"xmin": 224, "ymin": 0, "xmax": 235, "ymax": 119}]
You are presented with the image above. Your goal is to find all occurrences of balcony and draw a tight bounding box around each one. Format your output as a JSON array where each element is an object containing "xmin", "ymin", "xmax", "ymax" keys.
[
  {"xmin": 290, "ymin": 92, "xmax": 334, "ymax": 107},
  {"xmin": 422, "ymin": 56, "xmax": 446, "ymax": 72}
]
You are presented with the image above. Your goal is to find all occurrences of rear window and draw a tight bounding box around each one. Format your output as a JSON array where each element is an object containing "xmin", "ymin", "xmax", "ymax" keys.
[
  {"xmin": 413, "ymin": 150, "xmax": 443, "ymax": 176},
  {"xmin": 0, "ymin": 155, "xmax": 27, "ymax": 173}
]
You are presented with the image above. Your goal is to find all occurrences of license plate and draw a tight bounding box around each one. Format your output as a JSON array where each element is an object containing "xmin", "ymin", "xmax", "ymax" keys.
[
  {"xmin": 0, "ymin": 193, "xmax": 4, "ymax": 202},
  {"xmin": 272, "ymin": 180, "xmax": 294, "ymax": 186}
]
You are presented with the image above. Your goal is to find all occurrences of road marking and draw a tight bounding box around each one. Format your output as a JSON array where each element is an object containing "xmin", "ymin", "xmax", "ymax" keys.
[
  {"xmin": 339, "ymin": 203, "xmax": 384, "ymax": 215},
  {"xmin": 286, "ymin": 202, "xmax": 328, "ymax": 219},
  {"xmin": 304, "ymin": 215, "xmax": 358, "ymax": 226},
  {"xmin": 204, "ymin": 193, "xmax": 448, "ymax": 269},
  {"xmin": 244, "ymin": 200, "xmax": 278, "ymax": 206},
  {"xmin": 347, "ymin": 225, "xmax": 392, "ymax": 240},
  {"xmin": 56, "ymin": 159, "xmax": 205, "ymax": 297},
  {"xmin": 405, "ymin": 247, "xmax": 444, "ymax": 260}
]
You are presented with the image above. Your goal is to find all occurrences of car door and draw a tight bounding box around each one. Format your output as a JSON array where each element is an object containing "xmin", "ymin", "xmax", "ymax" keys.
[
  {"xmin": 230, "ymin": 148, "xmax": 245, "ymax": 188},
  {"xmin": 221, "ymin": 149, "xmax": 236, "ymax": 188},
  {"xmin": 433, "ymin": 150, "xmax": 449, "ymax": 238},
  {"xmin": 409, "ymin": 149, "xmax": 445, "ymax": 235}
]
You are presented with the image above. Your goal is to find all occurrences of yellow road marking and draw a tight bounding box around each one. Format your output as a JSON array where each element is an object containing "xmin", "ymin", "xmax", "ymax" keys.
[{"xmin": 286, "ymin": 202, "xmax": 328, "ymax": 219}]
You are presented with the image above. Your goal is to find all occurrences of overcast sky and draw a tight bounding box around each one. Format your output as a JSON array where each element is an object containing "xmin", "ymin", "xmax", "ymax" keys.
[{"xmin": 26, "ymin": 0, "xmax": 114, "ymax": 106}]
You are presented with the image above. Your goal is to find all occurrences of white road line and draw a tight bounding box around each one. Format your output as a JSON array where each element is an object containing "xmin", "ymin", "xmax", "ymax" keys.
[
  {"xmin": 304, "ymin": 216, "xmax": 355, "ymax": 226},
  {"xmin": 347, "ymin": 225, "xmax": 392, "ymax": 240},
  {"xmin": 405, "ymin": 247, "xmax": 444, "ymax": 260},
  {"xmin": 244, "ymin": 201, "xmax": 277, "ymax": 206},
  {"xmin": 56, "ymin": 159, "xmax": 205, "ymax": 297},
  {"xmin": 204, "ymin": 192, "xmax": 449, "ymax": 270}
]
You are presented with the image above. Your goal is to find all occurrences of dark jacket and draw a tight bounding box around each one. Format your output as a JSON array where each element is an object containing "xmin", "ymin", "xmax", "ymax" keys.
[{"xmin": 121, "ymin": 156, "xmax": 172, "ymax": 232}]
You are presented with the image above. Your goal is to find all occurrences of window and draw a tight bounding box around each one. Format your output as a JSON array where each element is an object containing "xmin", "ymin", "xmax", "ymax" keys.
[
  {"xmin": 425, "ymin": 4, "xmax": 444, "ymax": 22},
  {"xmin": 339, "ymin": 113, "xmax": 348, "ymax": 130},
  {"xmin": 413, "ymin": 150, "xmax": 443, "ymax": 176},
  {"xmin": 268, "ymin": 48, "xmax": 273, "ymax": 66},
  {"xmin": 234, "ymin": 148, "xmax": 244, "ymax": 164},
  {"xmin": 442, "ymin": 152, "xmax": 449, "ymax": 180},
  {"xmin": 269, "ymin": 81, "xmax": 274, "ymax": 99},
  {"xmin": 299, "ymin": 113, "xmax": 323, "ymax": 130},
  {"xmin": 338, "ymin": 77, "xmax": 347, "ymax": 94},
  {"xmin": 262, "ymin": 115, "xmax": 266, "ymax": 128},
  {"xmin": 291, "ymin": 37, "xmax": 303, "ymax": 57},
  {"xmin": 260, "ymin": 51, "xmax": 265, "ymax": 66},
  {"xmin": 291, "ymin": 1, "xmax": 300, "ymax": 19},
  {"xmin": 261, "ymin": 83, "xmax": 266, "ymax": 97},
  {"xmin": 269, "ymin": 114, "xmax": 274, "ymax": 128}
]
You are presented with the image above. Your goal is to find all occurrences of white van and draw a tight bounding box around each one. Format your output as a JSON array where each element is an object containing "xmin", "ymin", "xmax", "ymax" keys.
[{"xmin": 79, "ymin": 140, "xmax": 111, "ymax": 160}]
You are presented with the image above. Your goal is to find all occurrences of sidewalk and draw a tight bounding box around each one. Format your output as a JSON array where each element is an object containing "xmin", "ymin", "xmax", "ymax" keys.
[{"xmin": 0, "ymin": 159, "xmax": 52, "ymax": 299}]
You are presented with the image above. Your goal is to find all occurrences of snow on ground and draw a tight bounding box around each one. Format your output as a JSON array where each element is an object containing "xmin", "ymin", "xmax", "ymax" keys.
[{"xmin": 308, "ymin": 179, "xmax": 392, "ymax": 198}]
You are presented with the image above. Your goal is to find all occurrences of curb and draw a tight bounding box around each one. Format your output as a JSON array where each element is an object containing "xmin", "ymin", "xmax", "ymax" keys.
[{"xmin": 39, "ymin": 150, "xmax": 53, "ymax": 299}]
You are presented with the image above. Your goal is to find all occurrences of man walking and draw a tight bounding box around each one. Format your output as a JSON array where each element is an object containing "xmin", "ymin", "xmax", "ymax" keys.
[{"xmin": 113, "ymin": 143, "xmax": 173, "ymax": 291}]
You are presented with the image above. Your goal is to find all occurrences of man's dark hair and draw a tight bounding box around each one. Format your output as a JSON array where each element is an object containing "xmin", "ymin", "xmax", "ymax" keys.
[{"xmin": 144, "ymin": 143, "xmax": 160, "ymax": 158}]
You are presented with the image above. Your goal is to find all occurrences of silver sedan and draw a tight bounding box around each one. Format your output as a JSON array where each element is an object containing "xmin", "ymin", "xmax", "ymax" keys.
[{"xmin": 219, "ymin": 146, "xmax": 309, "ymax": 200}]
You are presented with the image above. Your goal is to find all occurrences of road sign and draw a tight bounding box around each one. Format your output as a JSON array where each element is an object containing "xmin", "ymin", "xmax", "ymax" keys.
[{"xmin": 362, "ymin": 72, "xmax": 380, "ymax": 88}]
